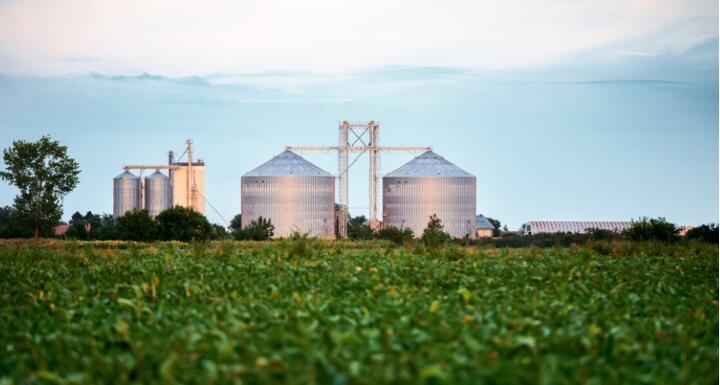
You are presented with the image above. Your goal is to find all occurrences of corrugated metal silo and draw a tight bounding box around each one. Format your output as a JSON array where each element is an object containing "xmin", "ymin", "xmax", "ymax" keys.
[
  {"xmin": 113, "ymin": 171, "xmax": 141, "ymax": 218},
  {"xmin": 383, "ymin": 151, "xmax": 476, "ymax": 238},
  {"xmin": 145, "ymin": 171, "xmax": 170, "ymax": 217},
  {"xmin": 241, "ymin": 150, "xmax": 335, "ymax": 238}
]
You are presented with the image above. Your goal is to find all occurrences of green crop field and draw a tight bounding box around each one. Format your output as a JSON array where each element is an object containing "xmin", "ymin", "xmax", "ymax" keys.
[{"xmin": 0, "ymin": 239, "xmax": 717, "ymax": 385}]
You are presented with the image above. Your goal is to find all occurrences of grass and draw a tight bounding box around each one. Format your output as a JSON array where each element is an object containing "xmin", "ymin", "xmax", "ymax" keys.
[{"xmin": 0, "ymin": 239, "xmax": 717, "ymax": 384}]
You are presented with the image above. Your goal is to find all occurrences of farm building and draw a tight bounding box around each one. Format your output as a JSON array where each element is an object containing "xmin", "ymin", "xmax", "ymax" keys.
[
  {"xmin": 241, "ymin": 150, "xmax": 335, "ymax": 239},
  {"xmin": 382, "ymin": 151, "xmax": 476, "ymax": 239},
  {"xmin": 522, "ymin": 221, "xmax": 632, "ymax": 235},
  {"xmin": 475, "ymin": 215, "xmax": 495, "ymax": 238}
]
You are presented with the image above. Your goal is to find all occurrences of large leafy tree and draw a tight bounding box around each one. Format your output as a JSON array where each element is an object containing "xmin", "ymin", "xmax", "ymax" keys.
[
  {"xmin": 155, "ymin": 206, "xmax": 213, "ymax": 242},
  {"xmin": 0, "ymin": 136, "xmax": 80, "ymax": 239}
]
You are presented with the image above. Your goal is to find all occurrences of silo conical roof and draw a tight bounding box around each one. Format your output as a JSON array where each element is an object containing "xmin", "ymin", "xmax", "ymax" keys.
[
  {"xmin": 115, "ymin": 170, "xmax": 139, "ymax": 179},
  {"xmin": 385, "ymin": 151, "xmax": 474, "ymax": 177},
  {"xmin": 145, "ymin": 170, "xmax": 168, "ymax": 180},
  {"xmin": 243, "ymin": 150, "xmax": 332, "ymax": 177}
]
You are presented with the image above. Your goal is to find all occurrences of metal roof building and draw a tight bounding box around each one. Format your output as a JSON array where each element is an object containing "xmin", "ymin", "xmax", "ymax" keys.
[
  {"xmin": 475, "ymin": 214, "xmax": 495, "ymax": 238},
  {"xmin": 524, "ymin": 221, "xmax": 632, "ymax": 235},
  {"xmin": 383, "ymin": 151, "xmax": 476, "ymax": 238},
  {"xmin": 476, "ymin": 215, "xmax": 495, "ymax": 229},
  {"xmin": 241, "ymin": 150, "xmax": 335, "ymax": 239}
]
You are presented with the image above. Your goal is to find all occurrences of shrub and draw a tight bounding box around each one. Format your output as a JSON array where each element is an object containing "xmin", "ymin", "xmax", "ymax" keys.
[
  {"xmin": 234, "ymin": 216, "xmax": 275, "ymax": 241},
  {"xmin": 376, "ymin": 226, "xmax": 414, "ymax": 245},
  {"xmin": 348, "ymin": 215, "xmax": 375, "ymax": 240},
  {"xmin": 623, "ymin": 217, "xmax": 677, "ymax": 242},
  {"xmin": 685, "ymin": 224, "xmax": 719, "ymax": 243}
]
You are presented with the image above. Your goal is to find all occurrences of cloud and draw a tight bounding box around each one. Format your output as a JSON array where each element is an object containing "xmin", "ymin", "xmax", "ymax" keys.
[
  {"xmin": 89, "ymin": 72, "xmax": 210, "ymax": 85},
  {"xmin": 1, "ymin": 0, "xmax": 713, "ymax": 76}
]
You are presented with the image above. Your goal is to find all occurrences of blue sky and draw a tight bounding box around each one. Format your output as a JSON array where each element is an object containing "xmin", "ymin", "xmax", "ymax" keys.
[{"xmin": 0, "ymin": 0, "xmax": 717, "ymax": 229}]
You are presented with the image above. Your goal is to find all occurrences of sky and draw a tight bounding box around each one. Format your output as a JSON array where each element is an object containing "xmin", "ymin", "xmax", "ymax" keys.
[{"xmin": 0, "ymin": 0, "xmax": 718, "ymax": 229}]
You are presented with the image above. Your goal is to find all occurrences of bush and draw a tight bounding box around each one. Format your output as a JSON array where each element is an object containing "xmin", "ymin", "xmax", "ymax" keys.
[
  {"xmin": 623, "ymin": 217, "xmax": 677, "ymax": 242},
  {"xmin": 211, "ymin": 224, "xmax": 229, "ymax": 240},
  {"xmin": 117, "ymin": 210, "xmax": 156, "ymax": 242},
  {"xmin": 234, "ymin": 216, "xmax": 275, "ymax": 241},
  {"xmin": 685, "ymin": 224, "xmax": 719, "ymax": 243},
  {"xmin": 348, "ymin": 215, "xmax": 374, "ymax": 240},
  {"xmin": 376, "ymin": 226, "xmax": 413, "ymax": 245},
  {"xmin": 155, "ymin": 206, "xmax": 213, "ymax": 242}
]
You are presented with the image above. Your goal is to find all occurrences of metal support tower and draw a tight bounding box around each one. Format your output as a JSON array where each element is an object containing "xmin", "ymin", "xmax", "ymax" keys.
[
  {"xmin": 286, "ymin": 121, "xmax": 430, "ymax": 238},
  {"xmin": 186, "ymin": 139, "xmax": 194, "ymax": 208}
]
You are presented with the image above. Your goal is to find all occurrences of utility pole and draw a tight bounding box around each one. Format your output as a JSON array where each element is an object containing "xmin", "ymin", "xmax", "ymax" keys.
[{"xmin": 286, "ymin": 121, "xmax": 429, "ymax": 238}]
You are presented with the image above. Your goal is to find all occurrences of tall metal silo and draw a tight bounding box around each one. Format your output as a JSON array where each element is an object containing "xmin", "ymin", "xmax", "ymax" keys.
[
  {"xmin": 113, "ymin": 171, "xmax": 141, "ymax": 218},
  {"xmin": 241, "ymin": 150, "xmax": 335, "ymax": 238},
  {"xmin": 383, "ymin": 151, "xmax": 476, "ymax": 239},
  {"xmin": 145, "ymin": 171, "xmax": 170, "ymax": 217}
]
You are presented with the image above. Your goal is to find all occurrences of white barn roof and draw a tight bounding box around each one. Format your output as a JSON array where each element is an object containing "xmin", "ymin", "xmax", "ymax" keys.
[{"xmin": 526, "ymin": 221, "xmax": 632, "ymax": 234}]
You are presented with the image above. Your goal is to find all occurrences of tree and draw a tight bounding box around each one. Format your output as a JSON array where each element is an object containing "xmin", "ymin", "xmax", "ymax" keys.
[
  {"xmin": 118, "ymin": 209, "xmax": 157, "ymax": 241},
  {"xmin": 234, "ymin": 216, "xmax": 275, "ymax": 241},
  {"xmin": 685, "ymin": 224, "xmax": 719, "ymax": 243},
  {"xmin": 211, "ymin": 224, "xmax": 229, "ymax": 240},
  {"xmin": 0, "ymin": 205, "xmax": 31, "ymax": 238},
  {"xmin": 155, "ymin": 206, "xmax": 213, "ymax": 241},
  {"xmin": 486, "ymin": 217, "xmax": 502, "ymax": 237},
  {"xmin": 229, "ymin": 214, "xmax": 242, "ymax": 231},
  {"xmin": 348, "ymin": 215, "xmax": 374, "ymax": 240},
  {"xmin": 0, "ymin": 136, "xmax": 80, "ymax": 239},
  {"xmin": 66, "ymin": 211, "xmax": 89, "ymax": 239},
  {"xmin": 422, "ymin": 214, "xmax": 450, "ymax": 247},
  {"xmin": 92, "ymin": 214, "xmax": 122, "ymax": 240},
  {"xmin": 0, "ymin": 206, "xmax": 12, "ymax": 235},
  {"xmin": 65, "ymin": 222, "xmax": 88, "ymax": 239},
  {"xmin": 376, "ymin": 225, "xmax": 413, "ymax": 245},
  {"xmin": 623, "ymin": 217, "xmax": 677, "ymax": 242},
  {"xmin": 84, "ymin": 211, "xmax": 102, "ymax": 234}
]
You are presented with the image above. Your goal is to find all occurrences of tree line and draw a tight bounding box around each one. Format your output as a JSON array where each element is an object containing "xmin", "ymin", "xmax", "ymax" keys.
[
  {"xmin": 0, "ymin": 136, "xmax": 716, "ymax": 244},
  {"xmin": 475, "ymin": 217, "xmax": 718, "ymax": 248}
]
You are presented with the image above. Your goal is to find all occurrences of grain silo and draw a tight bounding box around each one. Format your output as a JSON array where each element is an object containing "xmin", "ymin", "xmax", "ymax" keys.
[
  {"xmin": 241, "ymin": 150, "xmax": 335, "ymax": 238},
  {"xmin": 383, "ymin": 151, "xmax": 476, "ymax": 239},
  {"xmin": 144, "ymin": 171, "xmax": 170, "ymax": 217},
  {"xmin": 113, "ymin": 171, "xmax": 141, "ymax": 218}
]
